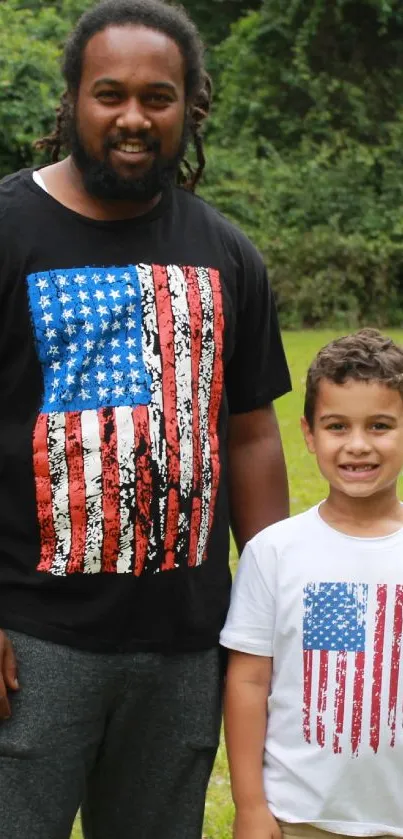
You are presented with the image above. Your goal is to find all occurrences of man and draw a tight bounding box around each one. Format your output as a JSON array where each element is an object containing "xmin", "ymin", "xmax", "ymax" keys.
[{"xmin": 0, "ymin": 1, "xmax": 291, "ymax": 838}]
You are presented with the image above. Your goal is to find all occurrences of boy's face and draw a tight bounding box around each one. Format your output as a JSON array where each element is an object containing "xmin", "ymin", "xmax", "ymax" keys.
[{"xmin": 301, "ymin": 378, "xmax": 403, "ymax": 500}]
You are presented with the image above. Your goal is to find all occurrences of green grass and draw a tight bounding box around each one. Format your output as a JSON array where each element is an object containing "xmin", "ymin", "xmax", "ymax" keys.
[{"xmin": 71, "ymin": 328, "xmax": 403, "ymax": 839}]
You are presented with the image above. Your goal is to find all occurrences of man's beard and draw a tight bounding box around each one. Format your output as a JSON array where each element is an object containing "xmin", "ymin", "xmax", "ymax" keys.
[{"xmin": 68, "ymin": 114, "xmax": 190, "ymax": 202}]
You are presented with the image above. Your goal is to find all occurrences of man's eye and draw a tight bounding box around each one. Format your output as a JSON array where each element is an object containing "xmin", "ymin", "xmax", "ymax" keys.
[
  {"xmin": 147, "ymin": 93, "xmax": 172, "ymax": 104},
  {"xmin": 97, "ymin": 91, "xmax": 119, "ymax": 101}
]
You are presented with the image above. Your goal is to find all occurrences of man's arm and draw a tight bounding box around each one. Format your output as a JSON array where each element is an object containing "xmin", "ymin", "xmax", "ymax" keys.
[
  {"xmin": 227, "ymin": 404, "xmax": 289, "ymax": 553},
  {"xmin": 224, "ymin": 650, "xmax": 280, "ymax": 839}
]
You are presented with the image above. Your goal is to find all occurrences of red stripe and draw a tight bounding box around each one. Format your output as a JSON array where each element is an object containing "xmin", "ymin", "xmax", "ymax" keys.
[
  {"xmin": 370, "ymin": 583, "xmax": 387, "ymax": 753},
  {"xmin": 184, "ymin": 266, "xmax": 203, "ymax": 567},
  {"xmin": 204, "ymin": 268, "xmax": 224, "ymax": 559},
  {"xmin": 153, "ymin": 265, "xmax": 180, "ymax": 571},
  {"xmin": 65, "ymin": 412, "xmax": 87, "ymax": 574},
  {"xmin": 333, "ymin": 650, "xmax": 347, "ymax": 754},
  {"xmin": 388, "ymin": 585, "xmax": 403, "ymax": 746},
  {"xmin": 133, "ymin": 405, "xmax": 152, "ymax": 577},
  {"xmin": 303, "ymin": 649, "xmax": 313, "ymax": 743},
  {"xmin": 33, "ymin": 414, "xmax": 56, "ymax": 572},
  {"xmin": 99, "ymin": 407, "xmax": 120, "ymax": 573},
  {"xmin": 317, "ymin": 649, "xmax": 329, "ymax": 747},
  {"xmin": 351, "ymin": 651, "xmax": 365, "ymax": 756}
]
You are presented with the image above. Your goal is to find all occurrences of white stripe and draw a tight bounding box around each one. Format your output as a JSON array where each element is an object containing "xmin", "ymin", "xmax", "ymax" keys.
[
  {"xmin": 47, "ymin": 412, "xmax": 71, "ymax": 575},
  {"xmin": 360, "ymin": 584, "xmax": 378, "ymax": 754},
  {"xmin": 81, "ymin": 409, "xmax": 103, "ymax": 573},
  {"xmin": 115, "ymin": 406, "xmax": 135, "ymax": 573},
  {"xmin": 196, "ymin": 266, "xmax": 215, "ymax": 565},
  {"xmin": 137, "ymin": 264, "xmax": 166, "ymax": 559},
  {"xmin": 167, "ymin": 265, "xmax": 193, "ymax": 557},
  {"xmin": 325, "ymin": 648, "xmax": 337, "ymax": 748},
  {"xmin": 341, "ymin": 651, "xmax": 356, "ymax": 755},
  {"xmin": 309, "ymin": 649, "xmax": 321, "ymax": 746},
  {"xmin": 379, "ymin": 584, "xmax": 395, "ymax": 751}
]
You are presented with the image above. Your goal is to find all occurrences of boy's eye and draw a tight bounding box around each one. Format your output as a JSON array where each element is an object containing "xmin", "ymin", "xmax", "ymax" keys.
[
  {"xmin": 371, "ymin": 422, "xmax": 390, "ymax": 431},
  {"xmin": 327, "ymin": 423, "xmax": 345, "ymax": 431}
]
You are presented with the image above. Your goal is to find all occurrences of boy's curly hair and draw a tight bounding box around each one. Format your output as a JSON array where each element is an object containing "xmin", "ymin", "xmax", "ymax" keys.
[{"xmin": 304, "ymin": 328, "xmax": 403, "ymax": 428}]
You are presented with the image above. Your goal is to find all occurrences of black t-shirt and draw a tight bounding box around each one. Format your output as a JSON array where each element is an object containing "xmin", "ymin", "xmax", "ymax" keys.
[{"xmin": 0, "ymin": 168, "xmax": 291, "ymax": 652}]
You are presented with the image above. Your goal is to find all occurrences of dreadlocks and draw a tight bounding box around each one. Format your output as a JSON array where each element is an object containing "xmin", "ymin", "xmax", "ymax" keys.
[{"xmin": 35, "ymin": 0, "xmax": 212, "ymax": 191}]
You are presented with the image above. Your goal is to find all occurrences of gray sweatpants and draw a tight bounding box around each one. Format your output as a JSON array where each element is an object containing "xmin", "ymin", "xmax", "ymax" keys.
[{"xmin": 0, "ymin": 630, "xmax": 222, "ymax": 839}]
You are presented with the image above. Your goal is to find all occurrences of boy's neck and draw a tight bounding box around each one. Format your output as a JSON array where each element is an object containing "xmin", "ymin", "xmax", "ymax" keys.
[{"xmin": 320, "ymin": 487, "xmax": 403, "ymax": 537}]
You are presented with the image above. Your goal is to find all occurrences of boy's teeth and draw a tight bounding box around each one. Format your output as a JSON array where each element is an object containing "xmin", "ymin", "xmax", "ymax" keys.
[{"xmin": 344, "ymin": 465, "xmax": 374, "ymax": 471}]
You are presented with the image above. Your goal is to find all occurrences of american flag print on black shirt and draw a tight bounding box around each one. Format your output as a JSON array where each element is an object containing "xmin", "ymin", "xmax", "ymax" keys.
[
  {"xmin": 303, "ymin": 582, "xmax": 403, "ymax": 756},
  {"xmin": 27, "ymin": 264, "xmax": 224, "ymax": 576}
]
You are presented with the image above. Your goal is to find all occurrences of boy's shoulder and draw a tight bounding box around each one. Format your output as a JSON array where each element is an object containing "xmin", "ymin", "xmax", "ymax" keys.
[{"xmin": 248, "ymin": 504, "xmax": 321, "ymax": 557}]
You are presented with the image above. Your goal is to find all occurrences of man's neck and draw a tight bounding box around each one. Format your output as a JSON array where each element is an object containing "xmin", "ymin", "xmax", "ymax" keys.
[
  {"xmin": 37, "ymin": 157, "xmax": 162, "ymax": 221},
  {"xmin": 319, "ymin": 487, "xmax": 403, "ymax": 538}
]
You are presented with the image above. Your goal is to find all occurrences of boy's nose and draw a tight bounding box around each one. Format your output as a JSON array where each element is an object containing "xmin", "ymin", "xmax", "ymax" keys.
[{"xmin": 345, "ymin": 430, "xmax": 372, "ymax": 454}]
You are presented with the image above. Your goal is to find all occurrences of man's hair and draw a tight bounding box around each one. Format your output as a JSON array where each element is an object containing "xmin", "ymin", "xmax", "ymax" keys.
[
  {"xmin": 304, "ymin": 328, "xmax": 403, "ymax": 428},
  {"xmin": 36, "ymin": 0, "xmax": 212, "ymax": 191}
]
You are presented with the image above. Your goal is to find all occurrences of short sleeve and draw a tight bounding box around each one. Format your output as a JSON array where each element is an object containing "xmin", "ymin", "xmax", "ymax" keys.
[
  {"xmin": 225, "ymin": 252, "xmax": 291, "ymax": 414},
  {"xmin": 219, "ymin": 539, "xmax": 276, "ymax": 656}
]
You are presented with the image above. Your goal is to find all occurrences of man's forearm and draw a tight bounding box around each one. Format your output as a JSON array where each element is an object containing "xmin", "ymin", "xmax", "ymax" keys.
[{"xmin": 228, "ymin": 405, "xmax": 289, "ymax": 553}]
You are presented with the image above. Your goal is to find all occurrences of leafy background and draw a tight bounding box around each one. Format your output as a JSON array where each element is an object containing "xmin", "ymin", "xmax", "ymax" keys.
[{"xmin": 2, "ymin": 0, "xmax": 403, "ymax": 327}]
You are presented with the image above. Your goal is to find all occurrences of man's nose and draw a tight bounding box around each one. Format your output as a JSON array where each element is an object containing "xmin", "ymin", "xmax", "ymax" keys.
[{"xmin": 116, "ymin": 99, "xmax": 152, "ymax": 133}]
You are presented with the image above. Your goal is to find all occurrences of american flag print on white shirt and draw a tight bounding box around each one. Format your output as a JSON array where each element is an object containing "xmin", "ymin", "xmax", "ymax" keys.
[
  {"xmin": 27, "ymin": 264, "xmax": 224, "ymax": 576},
  {"xmin": 303, "ymin": 582, "xmax": 403, "ymax": 757}
]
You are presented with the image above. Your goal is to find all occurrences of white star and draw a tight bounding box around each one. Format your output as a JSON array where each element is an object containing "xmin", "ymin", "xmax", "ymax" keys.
[
  {"xmin": 125, "ymin": 285, "xmax": 136, "ymax": 297},
  {"xmin": 81, "ymin": 373, "xmax": 90, "ymax": 383},
  {"xmin": 67, "ymin": 358, "xmax": 77, "ymax": 370},
  {"xmin": 130, "ymin": 384, "xmax": 141, "ymax": 395},
  {"xmin": 111, "ymin": 321, "xmax": 120, "ymax": 332},
  {"xmin": 65, "ymin": 324, "xmax": 77, "ymax": 336},
  {"xmin": 48, "ymin": 345, "xmax": 59, "ymax": 357},
  {"xmin": 56, "ymin": 275, "xmax": 68, "ymax": 287},
  {"xmin": 49, "ymin": 393, "xmax": 56, "ymax": 404},
  {"xmin": 68, "ymin": 343, "xmax": 78, "ymax": 354},
  {"xmin": 79, "ymin": 290, "xmax": 89, "ymax": 302},
  {"xmin": 82, "ymin": 357, "xmax": 90, "ymax": 368},
  {"xmin": 84, "ymin": 339, "xmax": 95, "ymax": 352},
  {"xmin": 111, "ymin": 338, "xmax": 120, "ymax": 349},
  {"xmin": 111, "ymin": 354, "xmax": 121, "ymax": 365},
  {"xmin": 95, "ymin": 290, "xmax": 105, "ymax": 301},
  {"xmin": 42, "ymin": 312, "xmax": 53, "ymax": 325},
  {"xmin": 36, "ymin": 278, "xmax": 48, "ymax": 291},
  {"xmin": 97, "ymin": 306, "xmax": 108, "ymax": 317},
  {"xmin": 112, "ymin": 371, "xmax": 123, "ymax": 382},
  {"xmin": 127, "ymin": 318, "xmax": 136, "ymax": 330},
  {"xmin": 92, "ymin": 273, "xmax": 102, "ymax": 284},
  {"xmin": 80, "ymin": 388, "xmax": 90, "ymax": 400},
  {"xmin": 74, "ymin": 274, "xmax": 87, "ymax": 285},
  {"xmin": 95, "ymin": 355, "xmax": 105, "ymax": 366},
  {"xmin": 80, "ymin": 306, "xmax": 92, "ymax": 318},
  {"xmin": 106, "ymin": 273, "xmax": 116, "ymax": 283},
  {"xmin": 127, "ymin": 304, "xmax": 136, "ymax": 314},
  {"xmin": 63, "ymin": 309, "xmax": 74, "ymax": 320},
  {"xmin": 59, "ymin": 293, "xmax": 71, "ymax": 306},
  {"xmin": 126, "ymin": 337, "xmax": 136, "ymax": 348},
  {"xmin": 40, "ymin": 295, "xmax": 51, "ymax": 309},
  {"xmin": 99, "ymin": 340, "xmax": 106, "ymax": 349},
  {"xmin": 45, "ymin": 329, "xmax": 57, "ymax": 340},
  {"xmin": 112, "ymin": 305, "xmax": 123, "ymax": 315},
  {"xmin": 83, "ymin": 322, "xmax": 94, "ymax": 333},
  {"xmin": 113, "ymin": 385, "xmax": 125, "ymax": 397},
  {"xmin": 101, "ymin": 320, "xmax": 109, "ymax": 333},
  {"xmin": 66, "ymin": 374, "xmax": 75, "ymax": 386},
  {"xmin": 51, "ymin": 361, "xmax": 61, "ymax": 372},
  {"xmin": 129, "ymin": 370, "xmax": 139, "ymax": 381},
  {"xmin": 127, "ymin": 352, "xmax": 137, "ymax": 365},
  {"xmin": 122, "ymin": 272, "xmax": 131, "ymax": 281},
  {"xmin": 98, "ymin": 387, "xmax": 109, "ymax": 399},
  {"xmin": 52, "ymin": 378, "xmax": 60, "ymax": 389},
  {"xmin": 96, "ymin": 371, "xmax": 106, "ymax": 383},
  {"xmin": 110, "ymin": 289, "xmax": 120, "ymax": 300}
]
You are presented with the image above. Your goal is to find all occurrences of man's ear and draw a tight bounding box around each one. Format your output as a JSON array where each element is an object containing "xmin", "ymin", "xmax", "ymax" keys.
[{"xmin": 300, "ymin": 416, "xmax": 316, "ymax": 454}]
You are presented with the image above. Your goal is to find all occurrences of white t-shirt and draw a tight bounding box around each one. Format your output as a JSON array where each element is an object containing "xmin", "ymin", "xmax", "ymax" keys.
[{"xmin": 220, "ymin": 505, "xmax": 403, "ymax": 836}]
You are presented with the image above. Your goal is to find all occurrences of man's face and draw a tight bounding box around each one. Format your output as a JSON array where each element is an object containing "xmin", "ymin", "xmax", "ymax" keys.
[{"xmin": 69, "ymin": 24, "xmax": 188, "ymax": 202}]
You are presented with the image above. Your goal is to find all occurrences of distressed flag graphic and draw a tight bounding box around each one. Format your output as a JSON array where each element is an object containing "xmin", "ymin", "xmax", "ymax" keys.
[
  {"xmin": 27, "ymin": 264, "xmax": 224, "ymax": 576},
  {"xmin": 303, "ymin": 582, "xmax": 403, "ymax": 756}
]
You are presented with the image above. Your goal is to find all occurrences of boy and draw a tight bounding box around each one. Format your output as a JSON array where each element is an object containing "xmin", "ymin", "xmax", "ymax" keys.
[{"xmin": 220, "ymin": 328, "xmax": 403, "ymax": 839}]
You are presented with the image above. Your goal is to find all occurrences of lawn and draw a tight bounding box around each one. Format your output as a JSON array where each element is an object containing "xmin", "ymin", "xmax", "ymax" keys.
[{"xmin": 71, "ymin": 327, "xmax": 403, "ymax": 839}]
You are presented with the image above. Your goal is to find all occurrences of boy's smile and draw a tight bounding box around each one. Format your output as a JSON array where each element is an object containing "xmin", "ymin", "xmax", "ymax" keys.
[{"xmin": 301, "ymin": 378, "xmax": 403, "ymax": 502}]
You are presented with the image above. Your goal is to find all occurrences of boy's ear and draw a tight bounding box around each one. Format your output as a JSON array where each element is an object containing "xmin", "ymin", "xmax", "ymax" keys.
[{"xmin": 300, "ymin": 416, "xmax": 316, "ymax": 454}]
